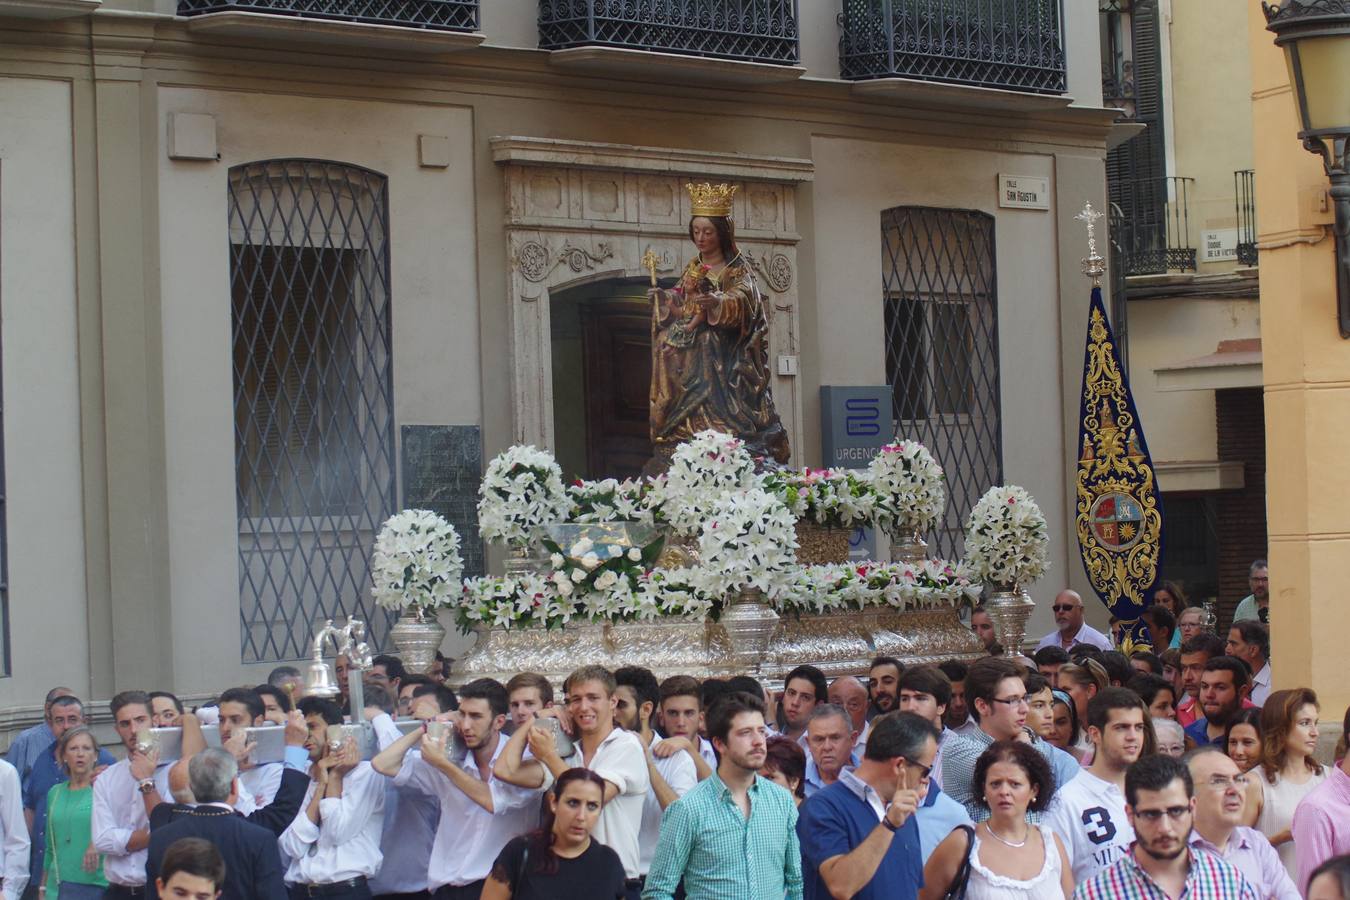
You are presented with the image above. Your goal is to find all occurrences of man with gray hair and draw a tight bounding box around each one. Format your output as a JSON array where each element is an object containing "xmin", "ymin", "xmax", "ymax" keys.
[
  {"xmin": 797, "ymin": 711, "xmax": 934, "ymax": 900},
  {"xmin": 804, "ymin": 704, "xmax": 859, "ymax": 799},
  {"xmin": 145, "ymin": 749, "xmax": 287, "ymax": 900}
]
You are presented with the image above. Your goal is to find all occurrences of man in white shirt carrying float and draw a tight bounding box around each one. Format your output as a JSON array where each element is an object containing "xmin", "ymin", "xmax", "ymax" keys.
[
  {"xmin": 614, "ymin": 667, "xmax": 698, "ymax": 894},
  {"xmin": 279, "ymin": 697, "xmax": 386, "ymax": 900},
  {"xmin": 495, "ymin": 665, "xmax": 651, "ymax": 900},
  {"xmin": 93, "ymin": 691, "xmax": 175, "ymax": 899},
  {"xmin": 372, "ymin": 678, "xmax": 540, "ymax": 900}
]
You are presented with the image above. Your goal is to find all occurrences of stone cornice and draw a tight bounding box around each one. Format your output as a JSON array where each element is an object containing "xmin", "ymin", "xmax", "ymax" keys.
[{"xmin": 491, "ymin": 137, "xmax": 814, "ymax": 183}]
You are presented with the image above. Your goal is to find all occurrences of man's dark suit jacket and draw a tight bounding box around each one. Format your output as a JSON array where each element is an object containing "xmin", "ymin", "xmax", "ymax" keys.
[
  {"xmin": 145, "ymin": 805, "xmax": 288, "ymax": 900},
  {"xmin": 148, "ymin": 767, "xmax": 308, "ymax": 836}
]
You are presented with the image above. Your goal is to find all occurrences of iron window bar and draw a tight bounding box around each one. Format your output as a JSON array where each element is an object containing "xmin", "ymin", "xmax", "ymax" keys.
[
  {"xmin": 230, "ymin": 160, "xmax": 397, "ymax": 663},
  {"xmin": 881, "ymin": 207, "xmax": 1002, "ymax": 560},
  {"xmin": 1116, "ymin": 176, "xmax": 1198, "ymax": 275},
  {"xmin": 537, "ymin": 0, "xmax": 801, "ymax": 65},
  {"xmin": 838, "ymin": 0, "xmax": 1068, "ymax": 94},
  {"xmin": 177, "ymin": 0, "xmax": 480, "ymax": 31},
  {"xmin": 1234, "ymin": 169, "xmax": 1258, "ymax": 267}
]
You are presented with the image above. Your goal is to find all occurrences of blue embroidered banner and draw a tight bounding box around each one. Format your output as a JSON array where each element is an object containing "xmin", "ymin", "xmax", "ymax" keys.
[{"xmin": 1075, "ymin": 287, "xmax": 1164, "ymax": 650}]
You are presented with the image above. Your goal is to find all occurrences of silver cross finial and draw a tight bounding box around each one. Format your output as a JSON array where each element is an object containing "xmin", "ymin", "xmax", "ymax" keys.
[{"xmin": 1077, "ymin": 201, "xmax": 1106, "ymax": 286}]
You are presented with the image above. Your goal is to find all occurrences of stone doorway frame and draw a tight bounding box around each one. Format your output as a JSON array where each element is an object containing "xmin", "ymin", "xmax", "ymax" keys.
[{"xmin": 493, "ymin": 137, "xmax": 814, "ymax": 463}]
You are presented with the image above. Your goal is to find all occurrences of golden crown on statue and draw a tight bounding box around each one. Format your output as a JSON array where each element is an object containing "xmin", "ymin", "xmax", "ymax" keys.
[{"xmin": 686, "ymin": 182, "xmax": 738, "ymax": 218}]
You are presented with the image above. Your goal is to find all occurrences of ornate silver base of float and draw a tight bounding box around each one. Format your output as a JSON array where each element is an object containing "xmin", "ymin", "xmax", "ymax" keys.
[
  {"xmin": 983, "ymin": 584, "xmax": 1036, "ymax": 657},
  {"xmin": 449, "ymin": 602, "xmax": 985, "ymax": 689},
  {"xmin": 388, "ymin": 612, "xmax": 446, "ymax": 675}
]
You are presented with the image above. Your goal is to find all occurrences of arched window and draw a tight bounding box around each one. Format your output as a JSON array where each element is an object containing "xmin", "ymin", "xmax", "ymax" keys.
[
  {"xmin": 881, "ymin": 207, "xmax": 1001, "ymax": 557},
  {"xmin": 230, "ymin": 160, "xmax": 395, "ymax": 662}
]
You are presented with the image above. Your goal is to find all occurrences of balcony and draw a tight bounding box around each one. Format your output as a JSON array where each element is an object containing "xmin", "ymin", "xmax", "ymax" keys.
[
  {"xmin": 537, "ymin": 0, "xmax": 805, "ymax": 84},
  {"xmin": 839, "ymin": 0, "xmax": 1068, "ymax": 105},
  {"xmin": 1114, "ymin": 176, "xmax": 1198, "ymax": 276},
  {"xmin": 177, "ymin": 0, "xmax": 484, "ymax": 53}
]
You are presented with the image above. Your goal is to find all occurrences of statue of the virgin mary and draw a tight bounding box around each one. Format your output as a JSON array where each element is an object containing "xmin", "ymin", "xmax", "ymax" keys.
[{"xmin": 644, "ymin": 182, "xmax": 791, "ymax": 475}]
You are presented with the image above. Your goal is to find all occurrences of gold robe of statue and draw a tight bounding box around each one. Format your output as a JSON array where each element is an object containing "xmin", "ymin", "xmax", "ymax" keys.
[{"xmin": 647, "ymin": 255, "xmax": 790, "ymax": 474}]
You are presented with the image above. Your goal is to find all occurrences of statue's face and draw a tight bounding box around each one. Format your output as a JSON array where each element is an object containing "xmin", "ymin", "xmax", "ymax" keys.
[{"xmin": 691, "ymin": 217, "xmax": 720, "ymax": 257}]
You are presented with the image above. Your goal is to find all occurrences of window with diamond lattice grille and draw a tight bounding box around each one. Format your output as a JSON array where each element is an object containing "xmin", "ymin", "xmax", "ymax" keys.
[
  {"xmin": 230, "ymin": 160, "xmax": 396, "ymax": 663},
  {"xmin": 881, "ymin": 208, "xmax": 1002, "ymax": 559}
]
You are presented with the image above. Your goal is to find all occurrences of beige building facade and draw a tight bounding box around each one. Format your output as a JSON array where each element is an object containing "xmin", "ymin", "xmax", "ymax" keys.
[
  {"xmin": 1108, "ymin": 0, "xmax": 1266, "ymax": 615},
  {"xmin": 0, "ymin": 0, "xmax": 1114, "ymax": 727}
]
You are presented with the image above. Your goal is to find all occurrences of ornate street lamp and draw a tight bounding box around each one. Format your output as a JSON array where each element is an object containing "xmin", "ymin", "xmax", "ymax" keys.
[{"xmin": 1264, "ymin": 0, "xmax": 1350, "ymax": 337}]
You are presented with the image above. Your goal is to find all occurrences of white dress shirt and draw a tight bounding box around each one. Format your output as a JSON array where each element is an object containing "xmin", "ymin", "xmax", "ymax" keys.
[
  {"xmin": 1251, "ymin": 662, "xmax": 1273, "ymax": 707},
  {"xmin": 1035, "ymin": 622, "xmax": 1114, "ymax": 652},
  {"xmin": 0, "ymin": 759, "xmax": 30, "ymax": 900},
  {"xmin": 90, "ymin": 759, "xmax": 172, "ymax": 887},
  {"xmin": 237, "ymin": 761, "xmax": 283, "ymax": 810},
  {"xmin": 639, "ymin": 739, "xmax": 698, "ymax": 875},
  {"xmin": 546, "ymin": 727, "xmax": 651, "ymax": 878},
  {"xmin": 396, "ymin": 733, "xmax": 540, "ymax": 890},
  {"xmin": 370, "ymin": 712, "xmax": 439, "ymax": 894},
  {"xmin": 279, "ymin": 761, "xmax": 385, "ymax": 885}
]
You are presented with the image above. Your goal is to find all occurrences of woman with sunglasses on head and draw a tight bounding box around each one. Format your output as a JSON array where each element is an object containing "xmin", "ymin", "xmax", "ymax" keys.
[
  {"xmin": 483, "ymin": 768, "xmax": 625, "ymax": 900},
  {"xmin": 921, "ymin": 741, "xmax": 1072, "ymax": 899},
  {"xmin": 1240, "ymin": 688, "xmax": 1326, "ymax": 883}
]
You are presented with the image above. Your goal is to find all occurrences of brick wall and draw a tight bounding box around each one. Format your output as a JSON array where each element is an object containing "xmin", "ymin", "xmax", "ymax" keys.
[{"xmin": 1215, "ymin": 387, "xmax": 1267, "ymax": 627}]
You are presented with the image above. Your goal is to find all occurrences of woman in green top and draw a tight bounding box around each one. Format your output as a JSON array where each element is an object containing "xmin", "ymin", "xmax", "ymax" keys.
[{"xmin": 42, "ymin": 726, "xmax": 107, "ymax": 900}]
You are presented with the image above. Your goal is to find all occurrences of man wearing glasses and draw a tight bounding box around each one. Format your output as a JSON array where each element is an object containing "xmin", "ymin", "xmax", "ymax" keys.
[
  {"xmin": 939, "ymin": 658, "xmax": 1080, "ymax": 820},
  {"xmin": 1036, "ymin": 589, "xmax": 1114, "ymax": 653},
  {"xmin": 1185, "ymin": 746, "xmax": 1300, "ymax": 899},
  {"xmin": 1075, "ymin": 755, "xmax": 1258, "ymax": 899},
  {"xmin": 796, "ymin": 712, "xmax": 934, "ymax": 900}
]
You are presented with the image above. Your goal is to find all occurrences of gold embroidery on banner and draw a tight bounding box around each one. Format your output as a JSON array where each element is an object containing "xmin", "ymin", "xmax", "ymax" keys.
[{"xmin": 1075, "ymin": 305, "xmax": 1162, "ymax": 617}]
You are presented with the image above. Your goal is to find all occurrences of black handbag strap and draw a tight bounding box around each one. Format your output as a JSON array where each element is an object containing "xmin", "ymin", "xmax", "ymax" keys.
[{"xmin": 946, "ymin": 824, "xmax": 977, "ymax": 900}]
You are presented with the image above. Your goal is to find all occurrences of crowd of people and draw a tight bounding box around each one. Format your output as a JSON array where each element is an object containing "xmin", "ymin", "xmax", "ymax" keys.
[{"xmin": 0, "ymin": 557, "xmax": 1348, "ymax": 899}]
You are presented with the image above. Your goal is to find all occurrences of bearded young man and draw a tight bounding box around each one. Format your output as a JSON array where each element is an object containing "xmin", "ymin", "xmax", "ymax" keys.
[
  {"xmin": 1074, "ymin": 755, "xmax": 1257, "ymax": 900},
  {"xmin": 643, "ymin": 692, "xmax": 802, "ymax": 900}
]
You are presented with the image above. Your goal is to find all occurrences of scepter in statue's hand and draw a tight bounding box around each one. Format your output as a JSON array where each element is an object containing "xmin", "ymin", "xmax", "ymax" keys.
[{"xmin": 642, "ymin": 247, "xmax": 660, "ymax": 293}]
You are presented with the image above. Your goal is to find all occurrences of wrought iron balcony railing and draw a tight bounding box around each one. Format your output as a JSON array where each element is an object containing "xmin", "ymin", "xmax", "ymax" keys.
[
  {"xmin": 1114, "ymin": 176, "xmax": 1198, "ymax": 275},
  {"xmin": 538, "ymin": 0, "xmax": 800, "ymax": 66},
  {"xmin": 838, "ymin": 0, "xmax": 1067, "ymax": 94},
  {"xmin": 1235, "ymin": 169, "xmax": 1258, "ymax": 266},
  {"xmin": 177, "ymin": 0, "xmax": 480, "ymax": 32}
]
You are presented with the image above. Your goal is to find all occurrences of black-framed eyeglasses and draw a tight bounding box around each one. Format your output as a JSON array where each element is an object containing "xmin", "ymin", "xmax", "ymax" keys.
[
  {"xmin": 1051, "ymin": 604, "xmax": 1078, "ymax": 613},
  {"xmin": 1134, "ymin": 806, "xmax": 1190, "ymax": 822},
  {"xmin": 990, "ymin": 694, "xmax": 1029, "ymax": 708}
]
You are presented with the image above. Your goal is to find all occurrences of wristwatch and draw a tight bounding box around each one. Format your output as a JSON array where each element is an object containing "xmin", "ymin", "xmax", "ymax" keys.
[
  {"xmin": 881, "ymin": 816, "xmax": 899, "ymax": 833},
  {"xmin": 137, "ymin": 778, "xmax": 155, "ymax": 795}
]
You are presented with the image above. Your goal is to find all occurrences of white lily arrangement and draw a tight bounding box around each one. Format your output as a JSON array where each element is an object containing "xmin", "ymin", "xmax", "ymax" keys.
[
  {"xmin": 566, "ymin": 478, "xmax": 653, "ymax": 525},
  {"xmin": 858, "ymin": 559, "xmax": 984, "ymax": 609},
  {"xmin": 696, "ymin": 487, "xmax": 799, "ymax": 597},
  {"xmin": 648, "ymin": 430, "xmax": 760, "ymax": 536},
  {"xmin": 477, "ymin": 445, "xmax": 570, "ymax": 547},
  {"xmin": 370, "ymin": 509, "xmax": 464, "ymax": 617},
  {"xmin": 458, "ymin": 572, "xmax": 575, "ymax": 631},
  {"xmin": 772, "ymin": 560, "xmax": 980, "ymax": 615},
  {"xmin": 963, "ymin": 485, "xmax": 1050, "ymax": 588},
  {"xmin": 867, "ymin": 440, "xmax": 946, "ymax": 534},
  {"xmin": 762, "ymin": 468, "xmax": 877, "ymax": 531}
]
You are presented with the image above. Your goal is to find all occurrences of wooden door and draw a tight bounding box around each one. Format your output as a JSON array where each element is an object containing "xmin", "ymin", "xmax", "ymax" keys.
[{"xmin": 581, "ymin": 300, "xmax": 652, "ymax": 480}]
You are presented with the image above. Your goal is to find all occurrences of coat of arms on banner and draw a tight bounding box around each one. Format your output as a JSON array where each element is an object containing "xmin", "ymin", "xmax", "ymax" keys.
[{"xmin": 1075, "ymin": 290, "xmax": 1163, "ymax": 643}]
